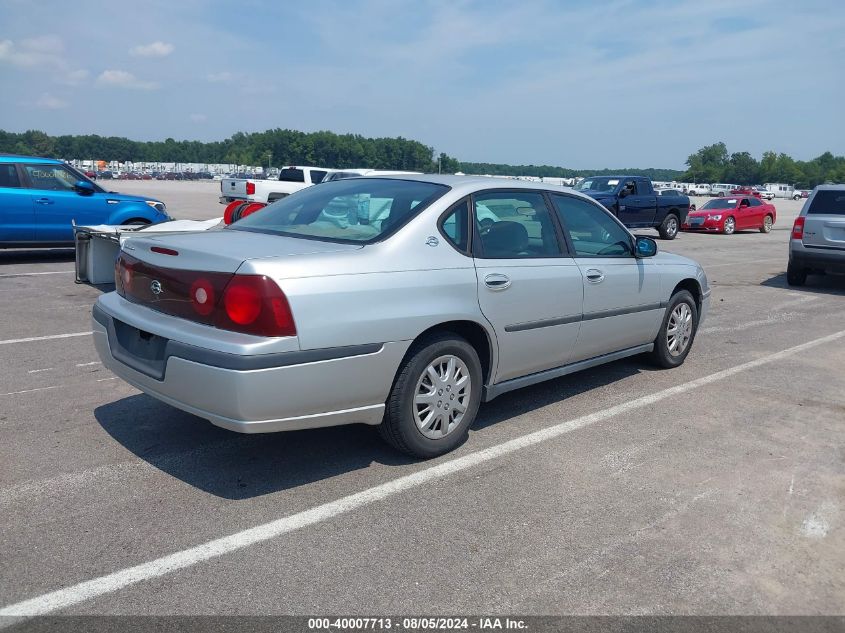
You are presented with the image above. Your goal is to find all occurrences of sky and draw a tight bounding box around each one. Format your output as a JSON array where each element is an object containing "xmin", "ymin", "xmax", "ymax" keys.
[{"xmin": 0, "ymin": 0, "xmax": 843, "ymax": 169}]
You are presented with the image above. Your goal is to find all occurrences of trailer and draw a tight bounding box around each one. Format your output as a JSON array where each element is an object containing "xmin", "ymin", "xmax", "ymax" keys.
[
  {"xmin": 73, "ymin": 218, "xmax": 222, "ymax": 285},
  {"xmin": 763, "ymin": 183, "xmax": 795, "ymax": 199}
]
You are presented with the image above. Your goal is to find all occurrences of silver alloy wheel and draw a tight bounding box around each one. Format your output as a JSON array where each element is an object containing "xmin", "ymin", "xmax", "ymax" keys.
[
  {"xmin": 763, "ymin": 215, "xmax": 773, "ymax": 232},
  {"xmin": 665, "ymin": 216, "xmax": 678, "ymax": 237},
  {"xmin": 413, "ymin": 354, "xmax": 472, "ymax": 439},
  {"xmin": 723, "ymin": 217, "xmax": 735, "ymax": 234},
  {"xmin": 667, "ymin": 302, "xmax": 694, "ymax": 357}
]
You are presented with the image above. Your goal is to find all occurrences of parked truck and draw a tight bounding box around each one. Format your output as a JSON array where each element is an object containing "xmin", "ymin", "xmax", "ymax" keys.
[
  {"xmin": 219, "ymin": 165, "xmax": 336, "ymax": 205},
  {"xmin": 573, "ymin": 175, "xmax": 690, "ymax": 239}
]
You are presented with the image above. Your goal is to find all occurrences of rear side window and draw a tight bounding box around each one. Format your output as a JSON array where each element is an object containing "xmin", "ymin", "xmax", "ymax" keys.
[
  {"xmin": 749, "ymin": 198, "xmax": 762, "ymax": 207},
  {"xmin": 310, "ymin": 170, "xmax": 327, "ymax": 184},
  {"xmin": 440, "ymin": 199, "xmax": 470, "ymax": 254},
  {"xmin": 278, "ymin": 168, "xmax": 305, "ymax": 182},
  {"xmin": 473, "ymin": 191, "xmax": 561, "ymax": 258},
  {"xmin": 0, "ymin": 164, "xmax": 21, "ymax": 188},
  {"xmin": 807, "ymin": 191, "xmax": 845, "ymax": 215}
]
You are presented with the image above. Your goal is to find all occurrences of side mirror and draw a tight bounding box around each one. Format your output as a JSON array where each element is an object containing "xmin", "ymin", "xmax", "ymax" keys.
[
  {"xmin": 635, "ymin": 236, "xmax": 657, "ymax": 258},
  {"xmin": 74, "ymin": 180, "xmax": 95, "ymax": 195},
  {"xmin": 618, "ymin": 188, "xmax": 629, "ymax": 198}
]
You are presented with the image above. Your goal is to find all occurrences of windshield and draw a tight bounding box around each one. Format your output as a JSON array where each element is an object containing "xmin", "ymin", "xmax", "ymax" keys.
[
  {"xmin": 574, "ymin": 177, "xmax": 619, "ymax": 193},
  {"xmin": 701, "ymin": 199, "xmax": 738, "ymax": 209},
  {"xmin": 229, "ymin": 178, "xmax": 449, "ymax": 243}
]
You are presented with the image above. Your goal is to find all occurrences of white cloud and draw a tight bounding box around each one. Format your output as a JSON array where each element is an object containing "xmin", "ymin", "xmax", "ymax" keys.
[
  {"xmin": 96, "ymin": 69, "xmax": 158, "ymax": 90},
  {"xmin": 206, "ymin": 71, "xmax": 233, "ymax": 83},
  {"xmin": 130, "ymin": 41, "xmax": 174, "ymax": 57},
  {"xmin": 35, "ymin": 92, "xmax": 68, "ymax": 109},
  {"xmin": 189, "ymin": 113, "xmax": 207, "ymax": 122},
  {"xmin": 0, "ymin": 36, "xmax": 65, "ymax": 68}
]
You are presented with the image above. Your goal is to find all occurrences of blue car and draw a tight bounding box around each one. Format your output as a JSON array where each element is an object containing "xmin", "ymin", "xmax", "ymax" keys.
[{"xmin": 0, "ymin": 154, "xmax": 170, "ymax": 247}]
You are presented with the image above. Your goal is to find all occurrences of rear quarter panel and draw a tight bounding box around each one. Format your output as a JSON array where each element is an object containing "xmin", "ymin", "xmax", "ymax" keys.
[{"xmin": 240, "ymin": 208, "xmax": 495, "ymax": 353}]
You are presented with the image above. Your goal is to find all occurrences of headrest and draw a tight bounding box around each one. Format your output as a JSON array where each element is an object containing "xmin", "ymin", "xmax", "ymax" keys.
[{"xmin": 482, "ymin": 221, "xmax": 529, "ymax": 255}]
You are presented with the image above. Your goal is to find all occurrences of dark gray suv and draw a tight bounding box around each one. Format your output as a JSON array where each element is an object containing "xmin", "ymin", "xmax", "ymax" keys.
[{"xmin": 787, "ymin": 185, "xmax": 845, "ymax": 285}]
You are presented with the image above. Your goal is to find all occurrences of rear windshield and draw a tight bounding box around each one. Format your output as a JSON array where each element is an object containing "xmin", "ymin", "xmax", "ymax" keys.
[
  {"xmin": 278, "ymin": 168, "xmax": 305, "ymax": 182},
  {"xmin": 702, "ymin": 199, "xmax": 738, "ymax": 209},
  {"xmin": 229, "ymin": 178, "xmax": 449, "ymax": 243},
  {"xmin": 807, "ymin": 190, "xmax": 845, "ymax": 215}
]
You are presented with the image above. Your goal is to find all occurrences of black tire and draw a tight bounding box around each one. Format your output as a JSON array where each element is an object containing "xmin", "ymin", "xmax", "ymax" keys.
[
  {"xmin": 379, "ymin": 333, "xmax": 482, "ymax": 458},
  {"xmin": 786, "ymin": 260, "xmax": 807, "ymax": 286},
  {"xmin": 122, "ymin": 218, "xmax": 151, "ymax": 226},
  {"xmin": 718, "ymin": 192, "xmax": 725, "ymax": 197},
  {"xmin": 649, "ymin": 290, "xmax": 698, "ymax": 369},
  {"xmin": 658, "ymin": 213, "xmax": 680, "ymax": 240},
  {"xmin": 760, "ymin": 214, "xmax": 773, "ymax": 233}
]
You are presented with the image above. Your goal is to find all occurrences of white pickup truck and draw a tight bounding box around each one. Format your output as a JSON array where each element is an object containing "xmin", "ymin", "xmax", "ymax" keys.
[{"xmin": 219, "ymin": 165, "xmax": 336, "ymax": 205}]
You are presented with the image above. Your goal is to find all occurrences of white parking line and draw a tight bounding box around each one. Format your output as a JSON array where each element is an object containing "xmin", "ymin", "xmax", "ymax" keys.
[
  {"xmin": 0, "ymin": 332, "xmax": 92, "ymax": 346},
  {"xmin": 2, "ymin": 329, "xmax": 843, "ymax": 616},
  {"xmin": 0, "ymin": 271, "xmax": 74, "ymax": 278},
  {"xmin": 27, "ymin": 368, "xmax": 55, "ymax": 374},
  {"xmin": 76, "ymin": 362, "xmax": 101, "ymax": 367},
  {"xmin": 704, "ymin": 257, "xmax": 783, "ymax": 269},
  {"xmin": 1, "ymin": 386, "xmax": 61, "ymax": 397}
]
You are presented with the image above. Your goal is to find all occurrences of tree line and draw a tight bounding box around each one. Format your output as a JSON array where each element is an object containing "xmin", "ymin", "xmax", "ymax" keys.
[
  {"xmin": 0, "ymin": 129, "xmax": 452, "ymax": 173},
  {"xmin": 0, "ymin": 129, "xmax": 841, "ymax": 186},
  {"xmin": 683, "ymin": 142, "xmax": 845, "ymax": 188}
]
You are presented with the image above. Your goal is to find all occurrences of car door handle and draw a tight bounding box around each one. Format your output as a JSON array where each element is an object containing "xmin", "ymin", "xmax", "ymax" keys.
[
  {"xmin": 35, "ymin": 198, "xmax": 54, "ymax": 205},
  {"xmin": 585, "ymin": 269, "xmax": 605, "ymax": 283},
  {"xmin": 484, "ymin": 273, "xmax": 511, "ymax": 290}
]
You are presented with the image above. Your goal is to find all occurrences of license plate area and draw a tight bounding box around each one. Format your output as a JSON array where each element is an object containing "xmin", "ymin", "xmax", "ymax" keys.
[
  {"xmin": 111, "ymin": 318, "xmax": 169, "ymax": 380},
  {"xmin": 690, "ymin": 217, "xmax": 705, "ymax": 226}
]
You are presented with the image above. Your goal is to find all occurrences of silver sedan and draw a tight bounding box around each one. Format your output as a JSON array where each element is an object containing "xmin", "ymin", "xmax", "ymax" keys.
[{"xmin": 93, "ymin": 175, "xmax": 710, "ymax": 457}]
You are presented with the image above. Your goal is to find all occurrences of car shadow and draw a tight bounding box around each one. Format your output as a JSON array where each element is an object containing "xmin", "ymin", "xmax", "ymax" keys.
[
  {"xmin": 94, "ymin": 356, "xmax": 648, "ymax": 500},
  {"xmin": 472, "ymin": 356, "xmax": 646, "ymax": 431},
  {"xmin": 0, "ymin": 248, "xmax": 75, "ymax": 265},
  {"xmin": 761, "ymin": 272, "xmax": 845, "ymax": 296}
]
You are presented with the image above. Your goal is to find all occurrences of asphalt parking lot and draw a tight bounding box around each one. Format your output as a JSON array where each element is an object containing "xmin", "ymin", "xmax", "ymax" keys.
[{"xmin": 1, "ymin": 184, "xmax": 843, "ymax": 617}]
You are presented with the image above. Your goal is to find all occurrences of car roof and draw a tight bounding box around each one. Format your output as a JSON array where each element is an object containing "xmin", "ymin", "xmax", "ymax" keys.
[
  {"xmin": 358, "ymin": 173, "xmax": 597, "ymax": 201},
  {"xmin": 0, "ymin": 153, "xmax": 61, "ymax": 164}
]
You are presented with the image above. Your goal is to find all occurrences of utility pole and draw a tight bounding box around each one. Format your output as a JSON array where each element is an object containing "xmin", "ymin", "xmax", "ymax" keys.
[{"xmin": 267, "ymin": 150, "xmax": 272, "ymax": 173}]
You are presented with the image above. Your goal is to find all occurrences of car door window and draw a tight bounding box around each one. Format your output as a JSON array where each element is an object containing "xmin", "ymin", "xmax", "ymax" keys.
[
  {"xmin": 740, "ymin": 199, "xmax": 750, "ymax": 208},
  {"xmin": 0, "ymin": 164, "xmax": 22, "ymax": 188},
  {"xmin": 23, "ymin": 164, "xmax": 77, "ymax": 191},
  {"xmin": 749, "ymin": 198, "xmax": 762, "ymax": 207},
  {"xmin": 552, "ymin": 194, "xmax": 633, "ymax": 257},
  {"xmin": 473, "ymin": 192, "xmax": 561, "ymax": 258},
  {"xmin": 440, "ymin": 200, "xmax": 470, "ymax": 254}
]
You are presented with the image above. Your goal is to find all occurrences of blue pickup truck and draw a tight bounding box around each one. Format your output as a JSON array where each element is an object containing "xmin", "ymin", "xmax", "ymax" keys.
[
  {"xmin": 574, "ymin": 175, "xmax": 690, "ymax": 239},
  {"xmin": 1, "ymin": 154, "xmax": 169, "ymax": 247}
]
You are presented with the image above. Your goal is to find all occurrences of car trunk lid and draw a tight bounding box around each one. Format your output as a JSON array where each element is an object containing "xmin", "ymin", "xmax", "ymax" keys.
[
  {"xmin": 802, "ymin": 190, "xmax": 845, "ymax": 249},
  {"xmin": 115, "ymin": 231, "xmax": 361, "ymax": 328}
]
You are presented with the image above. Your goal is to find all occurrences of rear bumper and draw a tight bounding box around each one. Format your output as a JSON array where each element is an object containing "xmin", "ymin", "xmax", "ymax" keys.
[
  {"xmin": 790, "ymin": 242, "xmax": 845, "ymax": 274},
  {"xmin": 92, "ymin": 302, "xmax": 411, "ymax": 433}
]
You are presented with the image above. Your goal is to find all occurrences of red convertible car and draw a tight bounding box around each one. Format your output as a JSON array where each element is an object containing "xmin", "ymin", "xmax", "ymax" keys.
[{"xmin": 682, "ymin": 196, "xmax": 776, "ymax": 234}]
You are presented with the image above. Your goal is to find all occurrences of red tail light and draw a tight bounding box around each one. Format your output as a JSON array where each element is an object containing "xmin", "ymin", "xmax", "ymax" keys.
[
  {"xmin": 246, "ymin": 181, "xmax": 256, "ymax": 195},
  {"xmin": 792, "ymin": 217, "xmax": 805, "ymax": 240},
  {"xmin": 115, "ymin": 253, "xmax": 296, "ymax": 337},
  {"xmin": 222, "ymin": 276, "xmax": 296, "ymax": 336}
]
